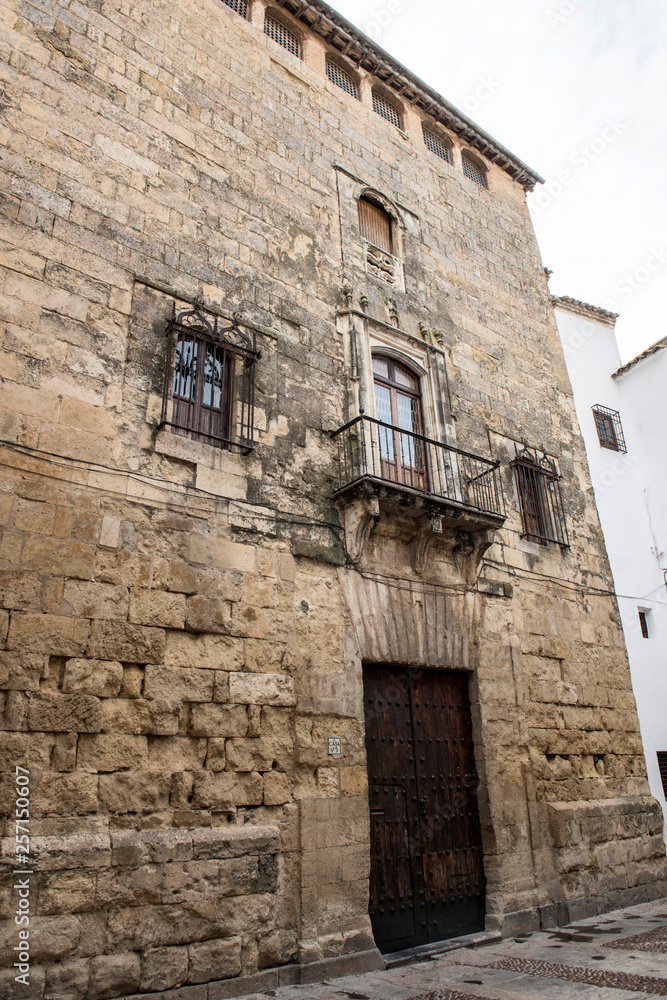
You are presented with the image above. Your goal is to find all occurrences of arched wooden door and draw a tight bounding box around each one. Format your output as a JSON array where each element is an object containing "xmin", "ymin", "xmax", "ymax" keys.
[{"xmin": 372, "ymin": 355, "xmax": 426, "ymax": 491}]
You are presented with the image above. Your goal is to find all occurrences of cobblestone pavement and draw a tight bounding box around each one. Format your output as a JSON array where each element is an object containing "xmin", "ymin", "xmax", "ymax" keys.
[{"xmin": 232, "ymin": 899, "xmax": 667, "ymax": 1000}]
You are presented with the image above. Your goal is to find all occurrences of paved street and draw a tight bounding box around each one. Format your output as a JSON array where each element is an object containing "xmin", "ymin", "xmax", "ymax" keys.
[{"xmin": 232, "ymin": 899, "xmax": 667, "ymax": 1000}]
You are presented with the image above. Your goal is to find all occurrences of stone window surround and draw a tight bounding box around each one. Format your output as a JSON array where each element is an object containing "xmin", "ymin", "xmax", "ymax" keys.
[
  {"xmin": 351, "ymin": 317, "xmax": 448, "ymax": 453},
  {"xmin": 225, "ymin": 0, "xmax": 494, "ymax": 191}
]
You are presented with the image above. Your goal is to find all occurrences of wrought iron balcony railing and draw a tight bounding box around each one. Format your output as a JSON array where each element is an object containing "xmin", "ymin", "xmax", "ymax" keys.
[{"xmin": 333, "ymin": 415, "xmax": 505, "ymax": 520}]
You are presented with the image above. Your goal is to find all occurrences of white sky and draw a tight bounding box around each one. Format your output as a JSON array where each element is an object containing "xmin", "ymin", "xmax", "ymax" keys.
[{"xmin": 331, "ymin": 0, "xmax": 667, "ymax": 362}]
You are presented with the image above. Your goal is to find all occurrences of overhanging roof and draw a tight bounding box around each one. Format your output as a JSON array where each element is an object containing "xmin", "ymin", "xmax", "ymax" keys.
[
  {"xmin": 552, "ymin": 295, "xmax": 619, "ymax": 326},
  {"xmin": 271, "ymin": 0, "xmax": 545, "ymax": 191},
  {"xmin": 613, "ymin": 337, "xmax": 667, "ymax": 379}
]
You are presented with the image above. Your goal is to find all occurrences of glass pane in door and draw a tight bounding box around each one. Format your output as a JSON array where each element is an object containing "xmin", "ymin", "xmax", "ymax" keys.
[
  {"xmin": 375, "ymin": 383, "xmax": 395, "ymax": 462},
  {"xmin": 396, "ymin": 391, "xmax": 417, "ymax": 470}
]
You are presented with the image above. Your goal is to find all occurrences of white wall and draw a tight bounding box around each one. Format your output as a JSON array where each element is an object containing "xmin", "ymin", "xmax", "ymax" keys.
[{"xmin": 556, "ymin": 303, "xmax": 667, "ymax": 833}]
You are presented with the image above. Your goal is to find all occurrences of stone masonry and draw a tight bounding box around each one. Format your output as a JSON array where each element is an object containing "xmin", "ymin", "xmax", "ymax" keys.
[{"xmin": 0, "ymin": 0, "xmax": 665, "ymax": 997}]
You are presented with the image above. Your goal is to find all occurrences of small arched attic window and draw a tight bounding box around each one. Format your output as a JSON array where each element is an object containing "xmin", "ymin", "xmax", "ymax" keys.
[
  {"xmin": 358, "ymin": 196, "xmax": 394, "ymax": 255},
  {"xmin": 326, "ymin": 58, "xmax": 359, "ymax": 100},
  {"xmin": 422, "ymin": 123, "xmax": 451, "ymax": 164},
  {"xmin": 220, "ymin": 0, "xmax": 249, "ymax": 18},
  {"xmin": 372, "ymin": 91, "xmax": 403, "ymax": 131},
  {"xmin": 264, "ymin": 11, "xmax": 301, "ymax": 58},
  {"xmin": 462, "ymin": 152, "xmax": 488, "ymax": 188}
]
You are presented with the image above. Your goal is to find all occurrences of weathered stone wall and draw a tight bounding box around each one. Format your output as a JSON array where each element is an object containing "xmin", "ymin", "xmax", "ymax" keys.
[{"xmin": 0, "ymin": 0, "xmax": 665, "ymax": 995}]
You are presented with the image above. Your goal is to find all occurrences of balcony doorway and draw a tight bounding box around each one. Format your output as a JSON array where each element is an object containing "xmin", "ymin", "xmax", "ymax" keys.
[{"xmin": 372, "ymin": 355, "xmax": 426, "ymax": 491}]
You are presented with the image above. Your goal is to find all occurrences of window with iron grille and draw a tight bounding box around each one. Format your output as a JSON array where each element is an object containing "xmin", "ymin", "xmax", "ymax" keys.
[
  {"xmin": 422, "ymin": 124, "xmax": 451, "ymax": 164},
  {"xmin": 264, "ymin": 12, "xmax": 301, "ymax": 58},
  {"xmin": 462, "ymin": 154, "xmax": 487, "ymax": 188},
  {"xmin": 511, "ymin": 447, "xmax": 569, "ymax": 547},
  {"xmin": 592, "ymin": 404, "xmax": 627, "ymax": 452},
  {"xmin": 220, "ymin": 0, "xmax": 249, "ymax": 18},
  {"xmin": 639, "ymin": 610, "xmax": 650, "ymax": 639},
  {"xmin": 326, "ymin": 58, "xmax": 359, "ymax": 99},
  {"xmin": 657, "ymin": 752, "xmax": 667, "ymax": 797},
  {"xmin": 160, "ymin": 302, "xmax": 258, "ymax": 453},
  {"xmin": 372, "ymin": 91, "xmax": 403, "ymax": 130}
]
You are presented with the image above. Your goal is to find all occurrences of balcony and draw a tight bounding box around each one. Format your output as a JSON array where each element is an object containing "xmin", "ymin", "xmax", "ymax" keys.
[{"xmin": 333, "ymin": 415, "xmax": 505, "ymax": 532}]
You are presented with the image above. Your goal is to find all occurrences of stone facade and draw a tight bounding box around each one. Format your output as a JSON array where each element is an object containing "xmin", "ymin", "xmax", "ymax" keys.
[{"xmin": 0, "ymin": 0, "xmax": 665, "ymax": 996}]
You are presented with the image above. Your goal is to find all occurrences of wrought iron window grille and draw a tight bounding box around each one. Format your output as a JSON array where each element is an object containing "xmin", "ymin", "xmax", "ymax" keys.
[
  {"xmin": 592, "ymin": 404, "xmax": 627, "ymax": 453},
  {"xmin": 639, "ymin": 610, "xmax": 650, "ymax": 639},
  {"xmin": 264, "ymin": 12, "xmax": 301, "ymax": 57},
  {"xmin": 657, "ymin": 752, "xmax": 667, "ymax": 797},
  {"xmin": 220, "ymin": 0, "xmax": 249, "ymax": 18},
  {"xmin": 422, "ymin": 124, "xmax": 451, "ymax": 164},
  {"xmin": 160, "ymin": 301, "xmax": 259, "ymax": 454},
  {"xmin": 326, "ymin": 58, "xmax": 359, "ymax": 99},
  {"xmin": 510, "ymin": 446, "xmax": 569, "ymax": 548},
  {"xmin": 462, "ymin": 154, "xmax": 487, "ymax": 188},
  {"xmin": 372, "ymin": 91, "xmax": 403, "ymax": 130}
]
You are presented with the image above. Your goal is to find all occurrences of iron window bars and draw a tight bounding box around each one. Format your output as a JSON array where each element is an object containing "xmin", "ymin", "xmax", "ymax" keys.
[
  {"xmin": 657, "ymin": 752, "xmax": 667, "ymax": 797},
  {"xmin": 511, "ymin": 447, "xmax": 569, "ymax": 547},
  {"xmin": 326, "ymin": 58, "xmax": 359, "ymax": 99},
  {"xmin": 160, "ymin": 302, "xmax": 258, "ymax": 453},
  {"xmin": 462, "ymin": 154, "xmax": 487, "ymax": 188},
  {"xmin": 264, "ymin": 12, "xmax": 301, "ymax": 57},
  {"xmin": 422, "ymin": 124, "xmax": 451, "ymax": 164},
  {"xmin": 372, "ymin": 91, "xmax": 403, "ymax": 130},
  {"xmin": 220, "ymin": 0, "xmax": 249, "ymax": 18},
  {"xmin": 639, "ymin": 610, "xmax": 650, "ymax": 639},
  {"xmin": 592, "ymin": 405, "xmax": 627, "ymax": 452}
]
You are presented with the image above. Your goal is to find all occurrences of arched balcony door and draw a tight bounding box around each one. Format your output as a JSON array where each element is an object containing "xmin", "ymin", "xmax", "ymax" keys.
[{"xmin": 372, "ymin": 355, "xmax": 426, "ymax": 491}]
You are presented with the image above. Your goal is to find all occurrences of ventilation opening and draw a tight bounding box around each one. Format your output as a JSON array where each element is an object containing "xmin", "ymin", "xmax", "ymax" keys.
[
  {"xmin": 326, "ymin": 58, "xmax": 359, "ymax": 99},
  {"xmin": 658, "ymin": 752, "xmax": 667, "ymax": 797},
  {"xmin": 462, "ymin": 154, "xmax": 487, "ymax": 188},
  {"xmin": 220, "ymin": 0, "xmax": 249, "ymax": 18},
  {"xmin": 264, "ymin": 12, "xmax": 301, "ymax": 57},
  {"xmin": 422, "ymin": 124, "xmax": 451, "ymax": 164},
  {"xmin": 372, "ymin": 91, "xmax": 403, "ymax": 130}
]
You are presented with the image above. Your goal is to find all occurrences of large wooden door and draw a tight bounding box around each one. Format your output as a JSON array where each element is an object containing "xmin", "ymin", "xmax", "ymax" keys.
[{"xmin": 363, "ymin": 665, "xmax": 485, "ymax": 953}]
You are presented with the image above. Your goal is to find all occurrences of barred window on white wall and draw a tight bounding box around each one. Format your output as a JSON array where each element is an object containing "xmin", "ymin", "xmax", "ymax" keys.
[
  {"xmin": 220, "ymin": 0, "xmax": 249, "ymax": 18},
  {"xmin": 422, "ymin": 125, "xmax": 451, "ymax": 164},
  {"xmin": 372, "ymin": 92, "xmax": 403, "ymax": 131},
  {"xmin": 326, "ymin": 59, "xmax": 359, "ymax": 99},
  {"xmin": 264, "ymin": 13, "xmax": 301, "ymax": 58}
]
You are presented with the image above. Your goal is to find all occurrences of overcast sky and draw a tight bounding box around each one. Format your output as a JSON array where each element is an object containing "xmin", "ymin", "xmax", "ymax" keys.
[{"xmin": 331, "ymin": 0, "xmax": 666, "ymax": 362}]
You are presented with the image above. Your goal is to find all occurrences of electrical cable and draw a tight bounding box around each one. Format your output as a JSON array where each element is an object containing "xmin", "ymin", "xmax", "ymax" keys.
[{"xmin": 3, "ymin": 437, "xmax": 661, "ymax": 605}]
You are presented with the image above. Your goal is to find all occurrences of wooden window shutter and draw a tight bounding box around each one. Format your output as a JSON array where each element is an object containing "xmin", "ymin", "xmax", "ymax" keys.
[{"xmin": 358, "ymin": 198, "xmax": 393, "ymax": 255}]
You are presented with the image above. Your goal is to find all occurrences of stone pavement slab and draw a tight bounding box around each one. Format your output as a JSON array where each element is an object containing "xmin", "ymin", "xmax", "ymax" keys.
[{"xmin": 223, "ymin": 899, "xmax": 667, "ymax": 1000}]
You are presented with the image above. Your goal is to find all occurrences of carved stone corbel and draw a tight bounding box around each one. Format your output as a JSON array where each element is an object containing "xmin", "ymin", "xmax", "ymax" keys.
[
  {"xmin": 453, "ymin": 529, "xmax": 496, "ymax": 586},
  {"xmin": 341, "ymin": 495, "xmax": 381, "ymax": 564},
  {"xmin": 411, "ymin": 531, "xmax": 436, "ymax": 577}
]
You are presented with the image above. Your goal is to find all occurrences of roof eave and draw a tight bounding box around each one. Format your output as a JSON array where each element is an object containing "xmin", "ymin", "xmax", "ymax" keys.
[{"xmin": 271, "ymin": 0, "xmax": 545, "ymax": 191}]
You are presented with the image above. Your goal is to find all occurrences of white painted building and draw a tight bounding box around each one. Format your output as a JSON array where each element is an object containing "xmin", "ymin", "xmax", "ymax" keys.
[{"xmin": 554, "ymin": 296, "xmax": 667, "ymax": 829}]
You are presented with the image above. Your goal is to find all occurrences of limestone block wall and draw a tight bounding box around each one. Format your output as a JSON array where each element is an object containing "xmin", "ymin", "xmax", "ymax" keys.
[{"xmin": 0, "ymin": 0, "xmax": 666, "ymax": 994}]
